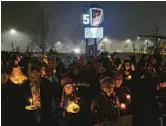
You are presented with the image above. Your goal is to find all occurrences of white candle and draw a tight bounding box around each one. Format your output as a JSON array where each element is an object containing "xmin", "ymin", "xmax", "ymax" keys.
[{"xmin": 29, "ymin": 98, "xmax": 32, "ymax": 105}]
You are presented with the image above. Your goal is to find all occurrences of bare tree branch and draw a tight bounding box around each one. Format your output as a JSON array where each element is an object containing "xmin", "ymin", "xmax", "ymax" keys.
[{"xmin": 30, "ymin": 8, "xmax": 55, "ymax": 56}]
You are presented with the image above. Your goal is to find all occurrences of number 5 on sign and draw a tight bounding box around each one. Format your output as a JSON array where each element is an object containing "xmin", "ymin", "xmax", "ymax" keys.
[{"xmin": 83, "ymin": 14, "xmax": 90, "ymax": 25}]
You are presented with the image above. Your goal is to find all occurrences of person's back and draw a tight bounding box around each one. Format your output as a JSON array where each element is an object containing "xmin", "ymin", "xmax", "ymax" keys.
[
  {"xmin": 132, "ymin": 71, "xmax": 160, "ymax": 126},
  {"xmin": 1, "ymin": 68, "xmax": 10, "ymax": 125}
]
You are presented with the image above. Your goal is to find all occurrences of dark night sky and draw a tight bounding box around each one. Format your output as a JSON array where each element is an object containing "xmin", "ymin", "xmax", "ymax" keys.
[{"xmin": 1, "ymin": 1, "xmax": 166, "ymax": 44}]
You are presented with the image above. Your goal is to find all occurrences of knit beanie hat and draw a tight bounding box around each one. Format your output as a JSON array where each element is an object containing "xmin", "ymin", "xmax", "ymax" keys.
[
  {"xmin": 61, "ymin": 76, "xmax": 73, "ymax": 87},
  {"xmin": 114, "ymin": 72, "xmax": 123, "ymax": 80},
  {"xmin": 100, "ymin": 77, "xmax": 114, "ymax": 89},
  {"xmin": 31, "ymin": 65, "xmax": 41, "ymax": 72}
]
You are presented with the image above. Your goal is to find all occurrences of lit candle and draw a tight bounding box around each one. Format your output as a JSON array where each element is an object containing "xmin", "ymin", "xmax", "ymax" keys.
[
  {"xmin": 29, "ymin": 98, "xmax": 33, "ymax": 106},
  {"xmin": 120, "ymin": 103, "xmax": 126, "ymax": 109},
  {"xmin": 53, "ymin": 69, "xmax": 56, "ymax": 74},
  {"xmin": 128, "ymin": 75, "xmax": 132, "ymax": 79},
  {"xmin": 126, "ymin": 94, "xmax": 131, "ymax": 100},
  {"xmin": 16, "ymin": 76, "xmax": 19, "ymax": 82}
]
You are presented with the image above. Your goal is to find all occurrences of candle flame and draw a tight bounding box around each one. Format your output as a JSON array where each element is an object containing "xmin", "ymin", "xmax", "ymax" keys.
[
  {"xmin": 120, "ymin": 103, "xmax": 126, "ymax": 109},
  {"xmin": 29, "ymin": 98, "xmax": 32, "ymax": 105},
  {"xmin": 126, "ymin": 94, "xmax": 131, "ymax": 99},
  {"xmin": 128, "ymin": 75, "xmax": 132, "ymax": 79}
]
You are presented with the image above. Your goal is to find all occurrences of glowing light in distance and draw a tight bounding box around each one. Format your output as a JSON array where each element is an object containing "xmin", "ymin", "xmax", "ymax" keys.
[
  {"xmin": 104, "ymin": 38, "xmax": 108, "ymax": 41},
  {"xmin": 126, "ymin": 39, "xmax": 131, "ymax": 43},
  {"xmin": 73, "ymin": 48, "xmax": 81, "ymax": 54},
  {"xmin": 57, "ymin": 41, "xmax": 61, "ymax": 44},
  {"xmin": 145, "ymin": 40, "xmax": 148, "ymax": 43},
  {"xmin": 10, "ymin": 29, "xmax": 16, "ymax": 34}
]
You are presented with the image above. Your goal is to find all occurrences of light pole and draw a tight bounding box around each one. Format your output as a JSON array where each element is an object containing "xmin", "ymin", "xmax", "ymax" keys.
[
  {"xmin": 145, "ymin": 40, "xmax": 149, "ymax": 53},
  {"xmin": 124, "ymin": 41, "xmax": 126, "ymax": 52},
  {"xmin": 103, "ymin": 37, "xmax": 109, "ymax": 51},
  {"xmin": 134, "ymin": 36, "xmax": 140, "ymax": 53},
  {"xmin": 55, "ymin": 41, "xmax": 62, "ymax": 51},
  {"xmin": 80, "ymin": 40, "xmax": 86, "ymax": 53},
  {"xmin": 10, "ymin": 28, "xmax": 16, "ymax": 52},
  {"xmin": 124, "ymin": 39, "xmax": 131, "ymax": 52}
]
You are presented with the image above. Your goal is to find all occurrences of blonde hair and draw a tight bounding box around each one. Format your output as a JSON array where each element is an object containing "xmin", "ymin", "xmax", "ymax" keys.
[{"xmin": 60, "ymin": 85, "xmax": 77, "ymax": 107}]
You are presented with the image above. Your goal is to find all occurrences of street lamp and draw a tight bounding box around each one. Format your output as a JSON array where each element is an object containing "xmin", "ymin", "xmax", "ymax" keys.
[
  {"xmin": 57, "ymin": 41, "xmax": 61, "ymax": 44},
  {"xmin": 9, "ymin": 28, "xmax": 17, "ymax": 52},
  {"xmin": 103, "ymin": 38, "xmax": 111, "ymax": 51},
  {"xmin": 81, "ymin": 40, "xmax": 84, "ymax": 43},
  {"xmin": 145, "ymin": 39, "xmax": 148, "ymax": 43},
  {"xmin": 109, "ymin": 40, "xmax": 112, "ymax": 52},
  {"xmin": 10, "ymin": 29, "xmax": 16, "ymax": 35},
  {"xmin": 73, "ymin": 48, "xmax": 81, "ymax": 54},
  {"xmin": 124, "ymin": 39, "xmax": 131, "ymax": 52},
  {"xmin": 144, "ymin": 40, "xmax": 149, "ymax": 53},
  {"xmin": 104, "ymin": 38, "xmax": 108, "ymax": 42},
  {"xmin": 126, "ymin": 39, "xmax": 131, "ymax": 43}
]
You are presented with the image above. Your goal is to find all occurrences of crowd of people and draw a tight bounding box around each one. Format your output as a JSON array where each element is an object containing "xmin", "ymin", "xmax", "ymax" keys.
[{"xmin": 1, "ymin": 51, "xmax": 166, "ymax": 126}]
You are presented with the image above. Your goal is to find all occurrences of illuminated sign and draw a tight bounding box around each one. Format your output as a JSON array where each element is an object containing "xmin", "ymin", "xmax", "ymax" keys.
[
  {"xmin": 83, "ymin": 5, "xmax": 104, "ymax": 39},
  {"xmin": 90, "ymin": 8, "xmax": 104, "ymax": 26},
  {"xmin": 82, "ymin": 6, "xmax": 104, "ymax": 27},
  {"xmin": 85, "ymin": 27, "xmax": 103, "ymax": 38}
]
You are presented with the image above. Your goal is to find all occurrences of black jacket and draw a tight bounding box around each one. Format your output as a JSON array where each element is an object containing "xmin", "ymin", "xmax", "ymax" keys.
[
  {"xmin": 40, "ymin": 78, "xmax": 54, "ymax": 123},
  {"xmin": 114, "ymin": 86, "xmax": 132, "ymax": 116},
  {"xmin": 91, "ymin": 91, "xmax": 118, "ymax": 124},
  {"xmin": 132, "ymin": 71, "xmax": 160, "ymax": 126},
  {"xmin": 2, "ymin": 80, "xmax": 31, "ymax": 126}
]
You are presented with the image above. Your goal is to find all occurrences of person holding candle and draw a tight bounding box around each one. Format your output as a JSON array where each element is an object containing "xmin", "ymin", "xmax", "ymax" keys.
[
  {"xmin": 90, "ymin": 77, "xmax": 118, "ymax": 126},
  {"xmin": 1, "ymin": 67, "xmax": 10, "ymax": 126},
  {"xmin": 60, "ymin": 76, "xmax": 79, "ymax": 126},
  {"xmin": 47, "ymin": 57, "xmax": 62, "ymax": 104},
  {"xmin": 156, "ymin": 73, "xmax": 166, "ymax": 125},
  {"xmin": 114, "ymin": 72, "xmax": 132, "ymax": 126},
  {"xmin": 117, "ymin": 59, "xmax": 136, "ymax": 91},
  {"xmin": 132, "ymin": 67, "xmax": 160, "ymax": 126},
  {"xmin": 29, "ymin": 64, "xmax": 54, "ymax": 126},
  {"xmin": 3, "ymin": 65, "xmax": 32, "ymax": 126}
]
